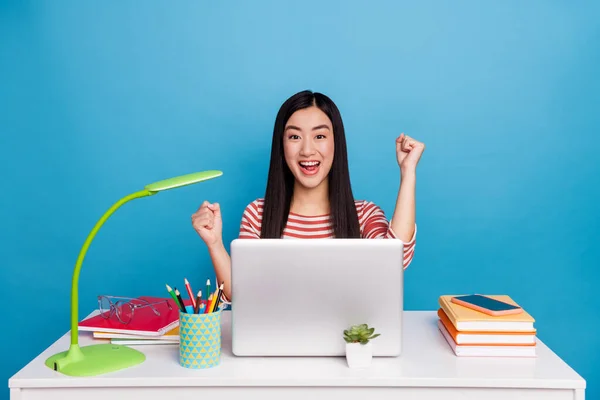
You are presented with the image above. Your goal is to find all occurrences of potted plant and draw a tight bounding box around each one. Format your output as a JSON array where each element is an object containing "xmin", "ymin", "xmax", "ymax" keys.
[{"xmin": 343, "ymin": 323, "xmax": 380, "ymax": 368}]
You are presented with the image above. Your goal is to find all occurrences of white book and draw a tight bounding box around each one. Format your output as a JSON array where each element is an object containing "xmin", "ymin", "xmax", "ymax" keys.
[
  {"xmin": 110, "ymin": 338, "xmax": 178, "ymax": 345},
  {"xmin": 93, "ymin": 330, "xmax": 178, "ymax": 340}
]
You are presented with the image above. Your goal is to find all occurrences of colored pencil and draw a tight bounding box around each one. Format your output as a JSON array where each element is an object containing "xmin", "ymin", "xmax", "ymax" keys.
[
  {"xmin": 193, "ymin": 290, "xmax": 202, "ymax": 314},
  {"xmin": 184, "ymin": 278, "xmax": 196, "ymax": 310},
  {"xmin": 208, "ymin": 288, "xmax": 219, "ymax": 313},
  {"xmin": 165, "ymin": 284, "xmax": 181, "ymax": 310},
  {"xmin": 206, "ymin": 279, "xmax": 211, "ymax": 305},
  {"xmin": 212, "ymin": 282, "xmax": 224, "ymax": 312},
  {"xmin": 174, "ymin": 288, "xmax": 187, "ymax": 313},
  {"xmin": 204, "ymin": 294, "xmax": 213, "ymax": 314}
]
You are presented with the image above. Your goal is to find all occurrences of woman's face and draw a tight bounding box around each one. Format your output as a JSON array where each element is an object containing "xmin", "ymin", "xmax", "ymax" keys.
[{"xmin": 283, "ymin": 106, "xmax": 335, "ymax": 190}]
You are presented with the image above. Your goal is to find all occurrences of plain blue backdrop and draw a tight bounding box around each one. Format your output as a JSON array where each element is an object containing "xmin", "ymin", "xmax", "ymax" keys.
[{"xmin": 1, "ymin": 1, "xmax": 598, "ymax": 398}]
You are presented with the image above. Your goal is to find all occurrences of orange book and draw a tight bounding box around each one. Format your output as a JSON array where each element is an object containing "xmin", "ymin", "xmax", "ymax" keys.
[
  {"xmin": 438, "ymin": 320, "xmax": 537, "ymax": 357},
  {"xmin": 437, "ymin": 309, "xmax": 536, "ymax": 345},
  {"xmin": 438, "ymin": 295, "xmax": 535, "ymax": 332}
]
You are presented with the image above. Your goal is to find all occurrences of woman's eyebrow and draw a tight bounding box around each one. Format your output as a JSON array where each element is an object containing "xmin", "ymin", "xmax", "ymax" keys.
[
  {"xmin": 284, "ymin": 124, "xmax": 330, "ymax": 132},
  {"xmin": 284, "ymin": 125, "xmax": 301, "ymax": 132}
]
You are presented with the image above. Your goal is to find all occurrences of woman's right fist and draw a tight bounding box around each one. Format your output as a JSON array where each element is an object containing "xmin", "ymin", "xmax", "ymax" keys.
[{"xmin": 191, "ymin": 201, "xmax": 223, "ymax": 247}]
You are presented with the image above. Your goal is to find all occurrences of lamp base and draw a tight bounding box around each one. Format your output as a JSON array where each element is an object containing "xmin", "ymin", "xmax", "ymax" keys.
[{"xmin": 45, "ymin": 343, "xmax": 145, "ymax": 376}]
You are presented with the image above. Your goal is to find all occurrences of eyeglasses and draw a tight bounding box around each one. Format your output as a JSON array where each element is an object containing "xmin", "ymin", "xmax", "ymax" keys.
[{"xmin": 98, "ymin": 295, "xmax": 172, "ymax": 324}]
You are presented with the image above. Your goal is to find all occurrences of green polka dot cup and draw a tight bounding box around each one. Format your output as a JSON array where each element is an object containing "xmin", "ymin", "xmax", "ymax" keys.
[{"xmin": 179, "ymin": 306, "xmax": 221, "ymax": 369}]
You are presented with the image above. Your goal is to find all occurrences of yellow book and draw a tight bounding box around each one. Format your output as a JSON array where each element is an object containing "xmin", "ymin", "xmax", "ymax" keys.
[{"xmin": 439, "ymin": 295, "xmax": 535, "ymax": 332}]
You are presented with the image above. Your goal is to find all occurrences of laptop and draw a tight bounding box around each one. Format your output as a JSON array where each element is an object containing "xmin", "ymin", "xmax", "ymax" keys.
[{"xmin": 230, "ymin": 238, "xmax": 404, "ymax": 357}]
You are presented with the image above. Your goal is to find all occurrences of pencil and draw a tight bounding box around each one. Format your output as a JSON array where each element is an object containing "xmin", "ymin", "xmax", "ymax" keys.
[
  {"xmin": 207, "ymin": 288, "xmax": 219, "ymax": 313},
  {"xmin": 174, "ymin": 288, "xmax": 187, "ymax": 313},
  {"xmin": 204, "ymin": 293, "xmax": 213, "ymax": 314},
  {"xmin": 212, "ymin": 282, "xmax": 224, "ymax": 312},
  {"xmin": 193, "ymin": 290, "xmax": 202, "ymax": 314},
  {"xmin": 184, "ymin": 278, "xmax": 196, "ymax": 310},
  {"xmin": 206, "ymin": 279, "xmax": 211, "ymax": 305},
  {"xmin": 165, "ymin": 284, "xmax": 181, "ymax": 310}
]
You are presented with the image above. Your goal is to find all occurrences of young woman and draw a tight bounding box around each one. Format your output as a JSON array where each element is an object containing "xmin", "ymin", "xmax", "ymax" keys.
[{"xmin": 192, "ymin": 90, "xmax": 425, "ymax": 301}]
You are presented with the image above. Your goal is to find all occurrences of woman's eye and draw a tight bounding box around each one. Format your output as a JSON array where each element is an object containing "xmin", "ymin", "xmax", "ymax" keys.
[
  {"xmin": 316, "ymin": 134, "xmax": 326, "ymax": 139},
  {"xmin": 288, "ymin": 134, "xmax": 300, "ymax": 140}
]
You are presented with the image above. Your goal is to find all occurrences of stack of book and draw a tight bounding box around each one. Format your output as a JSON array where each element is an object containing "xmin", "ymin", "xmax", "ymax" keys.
[
  {"xmin": 437, "ymin": 295, "xmax": 537, "ymax": 357},
  {"xmin": 79, "ymin": 296, "xmax": 183, "ymax": 346},
  {"xmin": 93, "ymin": 326, "xmax": 179, "ymax": 345}
]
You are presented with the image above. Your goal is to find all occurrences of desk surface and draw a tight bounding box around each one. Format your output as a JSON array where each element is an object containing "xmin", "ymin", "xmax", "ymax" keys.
[{"xmin": 9, "ymin": 311, "xmax": 585, "ymax": 391}]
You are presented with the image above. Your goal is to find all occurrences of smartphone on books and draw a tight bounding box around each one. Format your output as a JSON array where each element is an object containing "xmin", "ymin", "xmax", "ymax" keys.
[{"xmin": 451, "ymin": 294, "xmax": 523, "ymax": 316}]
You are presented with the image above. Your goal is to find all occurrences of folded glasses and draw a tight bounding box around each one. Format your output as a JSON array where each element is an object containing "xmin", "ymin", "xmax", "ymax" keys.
[{"xmin": 98, "ymin": 295, "xmax": 172, "ymax": 324}]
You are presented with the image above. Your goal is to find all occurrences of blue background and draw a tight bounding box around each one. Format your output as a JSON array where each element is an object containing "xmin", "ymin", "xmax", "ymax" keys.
[{"xmin": 1, "ymin": 1, "xmax": 598, "ymax": 398}]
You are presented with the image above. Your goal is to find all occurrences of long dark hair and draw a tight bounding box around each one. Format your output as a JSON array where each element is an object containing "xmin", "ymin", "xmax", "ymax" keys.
[{"xmin": 260, "ymin": 90, "xmax": 361, "ymax": 238}]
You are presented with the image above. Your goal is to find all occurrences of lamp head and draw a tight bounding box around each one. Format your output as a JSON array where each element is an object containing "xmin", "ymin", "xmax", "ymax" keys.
[{"xmin": 144, "ymin": 170, "xmax": 223, "ymax": 193}]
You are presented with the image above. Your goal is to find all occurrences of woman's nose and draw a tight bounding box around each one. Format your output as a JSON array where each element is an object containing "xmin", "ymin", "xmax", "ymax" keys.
[{"xmin": 300, "ymin": 139, "xmax": 316, "ymax": 156}]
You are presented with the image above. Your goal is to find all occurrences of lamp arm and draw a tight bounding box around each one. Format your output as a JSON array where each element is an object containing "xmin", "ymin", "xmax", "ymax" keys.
[{"xmin": 70, "ymin": 189, "xmax": 154, "ymax": 345}]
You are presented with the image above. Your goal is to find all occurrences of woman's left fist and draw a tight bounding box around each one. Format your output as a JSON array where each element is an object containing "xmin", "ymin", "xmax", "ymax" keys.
[{"xmin": 396, "ymin": 133, "xmax": 425, "ymax": 173}]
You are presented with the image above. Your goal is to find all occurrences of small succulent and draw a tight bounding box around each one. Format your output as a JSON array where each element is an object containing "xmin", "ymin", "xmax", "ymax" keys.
[{"xmin": 343, "ymin": 323, "xmax": 380, "ymax": 344}]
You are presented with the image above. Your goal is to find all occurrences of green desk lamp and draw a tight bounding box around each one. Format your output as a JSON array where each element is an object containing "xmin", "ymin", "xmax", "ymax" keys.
[{"xmin": 45, "ymin": 170, "xmax": 223, "ymax": 376}]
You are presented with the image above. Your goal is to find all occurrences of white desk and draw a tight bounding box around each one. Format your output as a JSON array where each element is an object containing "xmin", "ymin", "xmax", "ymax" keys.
[{"xmin": 9, "ymin": 311, "xmax": 586, "ymax": 400}]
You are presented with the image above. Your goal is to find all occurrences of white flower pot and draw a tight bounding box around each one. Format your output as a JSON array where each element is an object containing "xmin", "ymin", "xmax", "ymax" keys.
[{"xmin": 345, "ymin": 342, "xmax": 372, "ymax": 368}]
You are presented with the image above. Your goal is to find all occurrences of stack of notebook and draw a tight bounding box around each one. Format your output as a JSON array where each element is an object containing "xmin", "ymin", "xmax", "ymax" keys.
[
  {"xmin": 93, "ymin": 326, "xmax": 179, "ymax": 345},
  {"xmin": 438, "ymin": 295, "xmax": 537, "ymax": 357},
  {"xmin": 78, "ymin": 296, "xmax": 183, "ymax": 346}
]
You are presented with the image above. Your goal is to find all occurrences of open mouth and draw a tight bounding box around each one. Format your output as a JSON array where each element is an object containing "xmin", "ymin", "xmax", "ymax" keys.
[{"xmin": 298, "ymin": 161, "xmax": 321, "ymax": 175}]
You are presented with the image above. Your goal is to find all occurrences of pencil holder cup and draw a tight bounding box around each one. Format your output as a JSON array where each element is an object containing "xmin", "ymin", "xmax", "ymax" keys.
[{"xmin": 179, "ymin": 305, "xmax": 221, "ymax": 369}]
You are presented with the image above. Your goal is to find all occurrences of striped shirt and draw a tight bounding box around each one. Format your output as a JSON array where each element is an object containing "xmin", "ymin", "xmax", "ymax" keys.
[{"xmin": 239, "ymin": 198, "xmax": 416, "ymax": 269}]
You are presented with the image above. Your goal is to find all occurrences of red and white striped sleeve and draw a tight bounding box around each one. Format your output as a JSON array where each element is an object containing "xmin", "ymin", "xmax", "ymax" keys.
[
  {"xmin": 219, "ymin": 200, "xmax": 263, "ymax": 305},
  {"xmin": 389, "ymin": 224, "xmax": 416, "ymax": 270},
  {"xmin": 238, "ymin": 200, "xmax": 262, "ymax": 239},
  {"xmin": 359, "ymin": 201, "xmax": 416, "ymax": 269}
]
